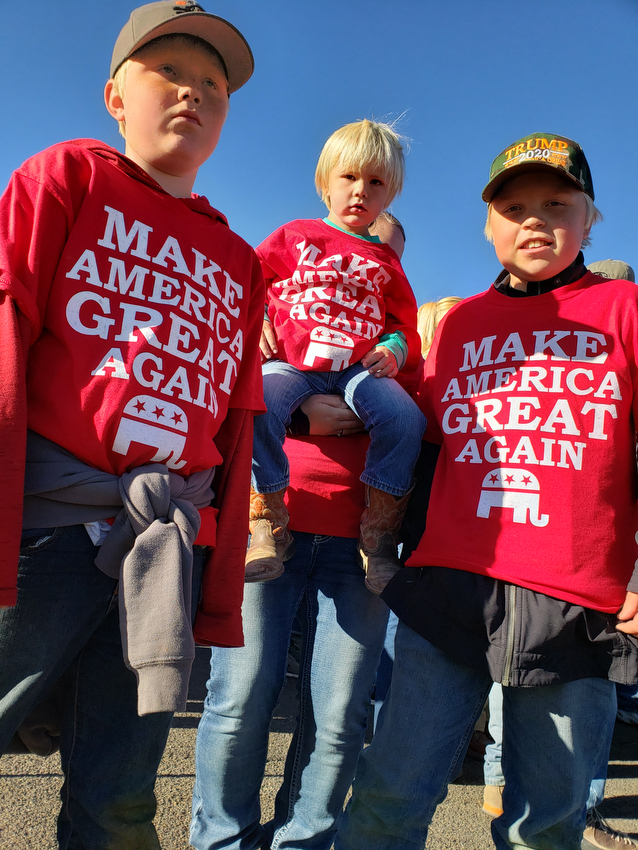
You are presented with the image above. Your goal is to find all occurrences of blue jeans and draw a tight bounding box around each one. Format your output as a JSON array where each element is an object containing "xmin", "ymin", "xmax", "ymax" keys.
[
  {"xmin": 190, "ymin": 533, "xmax": 389, "ymax": 850},
  {"xmin": 0, "ymin": 524, "xmax": 204, "ymax": 850},
  {"xmin": 335, "ymin": 621, "xmax": 617, "ymax": 850},
  {"xmin": 484, "ymin": 683, "xmax": 608, "ymax": 811},
  {"xmin": 616, "ymin": 682, "xmax": 638, "ymax": 723},
  {"xmin": 484, "ymin": 682, "xmax": 505, "ymax": 786},
  {"xmin": 373, "ymin": 611, "xmax": 398, "ymax": 731},
  {"xmin": 252, "ymin": 360, "xmax": 425, "ymax": 496}
]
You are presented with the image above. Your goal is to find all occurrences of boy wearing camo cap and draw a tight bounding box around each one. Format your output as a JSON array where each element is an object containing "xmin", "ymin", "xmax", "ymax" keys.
[{"xmin": 335, "ymin": 133, "xmax": 638, "ymax": 850}]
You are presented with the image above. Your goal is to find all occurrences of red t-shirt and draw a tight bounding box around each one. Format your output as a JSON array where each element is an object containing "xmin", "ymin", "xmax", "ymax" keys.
[
  {"xmin": 0, "ymin": 139, "xmax": 265, "ymax": 606},
  {"xmin": 284, "ymin": 433, "xmax": 369, "ymax": 538},
  {"xmin": 256, "ymin": 219, "xmax": 420, "ymax": 374},
  {"xmin": 408, "ymin": 273, "xmax": 638, "ymax": 612}
]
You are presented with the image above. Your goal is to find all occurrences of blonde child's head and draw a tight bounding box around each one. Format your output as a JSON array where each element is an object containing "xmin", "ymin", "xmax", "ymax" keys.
[
  {"xmin": 106, "ymin": 1, "xmax": 252, "ymax": 157},
  {"xmin": 315, "ymin": 119, "xmax": 405, "ymax": 211},
  {"xmin": 417, "ymin": 297, "xmax": 463, "ymax": 357}
]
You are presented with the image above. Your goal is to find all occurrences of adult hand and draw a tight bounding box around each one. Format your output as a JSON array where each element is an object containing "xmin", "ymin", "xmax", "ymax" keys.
[
  {"xmin": 361, "ymin": 345, "xmax": 398, "ymax": 379},
  {"xmin": 300, "ymin": 395, "xmax": 364, "ymax": 436},
  {"xmin": 260, "ymin": 318, "xmax": 278, "ymax": 360},
  {"xmin": 616, "ymin": 591, "xmax": 638, "ymax": 635}
]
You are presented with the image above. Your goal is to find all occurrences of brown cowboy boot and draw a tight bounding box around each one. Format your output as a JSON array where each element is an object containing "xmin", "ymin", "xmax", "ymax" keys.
[
  {"xmin": 245, "ymin": 487, "xmax": 296, "ymax": 582},
  {"xmin": 358, "ymin": 485, "xmax": 412, "ymax": 595}
]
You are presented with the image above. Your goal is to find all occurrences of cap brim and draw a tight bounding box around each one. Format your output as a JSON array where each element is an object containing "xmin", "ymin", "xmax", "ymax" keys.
[
  {"xmin": 482, "ymin": 161, "xmax": 586, "ymax": 203},
  {"xmin": 111, "ymin": 12, "xmax": 254, "ymax": 93}
]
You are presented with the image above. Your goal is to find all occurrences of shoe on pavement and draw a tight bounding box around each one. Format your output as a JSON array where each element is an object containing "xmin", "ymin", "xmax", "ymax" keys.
[
  {"xmin": 582, "ymin": 808, "xmax": 638, "ymax": 849},
  {"xmin": 482, "ymin": 784, "xmax": 504, "ymax": 817}
]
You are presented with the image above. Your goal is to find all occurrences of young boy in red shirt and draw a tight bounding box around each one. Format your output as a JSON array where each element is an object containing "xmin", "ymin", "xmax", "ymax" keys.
[
  {"xmin": 335, "ymin": 133, "xmax": 638, "ymax": 850},
  {"xmin": 0, "ymin": 3, "xmax": 264, "ymax": 846}
]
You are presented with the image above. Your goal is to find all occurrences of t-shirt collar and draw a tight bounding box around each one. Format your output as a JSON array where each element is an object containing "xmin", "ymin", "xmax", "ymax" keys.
[{"xmin": 493, "ymin": 251, "xmax": 586, "ymax": 297}]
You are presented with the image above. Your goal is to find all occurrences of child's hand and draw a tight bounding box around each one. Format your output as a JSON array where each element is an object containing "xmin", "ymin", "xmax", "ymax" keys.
[
  {"xmin": 301, "ymin": 395, "xmax": 364, "ymax": 436},
  {"xmin": 260, "ymin": 318, "xmax": 278, "ymax": 360},
  {"xmin": 616, "ymin": 591, "xmax": 638, "ymax": 635},
  {"xmin": 361, "ymin": 345, "xmax": 398, "ymax": 379}
]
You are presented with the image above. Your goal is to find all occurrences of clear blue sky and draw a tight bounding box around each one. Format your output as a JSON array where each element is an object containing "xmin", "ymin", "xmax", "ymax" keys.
[{"xmin": 3, "ymin": 0, "xmax": 637, "ymax": 304}]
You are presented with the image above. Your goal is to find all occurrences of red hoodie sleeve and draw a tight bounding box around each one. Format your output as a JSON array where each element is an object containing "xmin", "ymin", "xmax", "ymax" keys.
[
  {"xmin": 0, "ymin": 151, "xmax": 87, "ymax": 604},
  {"xmin": 0, "ymin": 293, "xmax": 31, "ymax": 606},
  {"xmin": 381, "ymin": 265, "xmax": 422, "ymax": 373},
  {"xmin": 193, "ymin": 407, "xmax": 254, "ymax": 646},
  {"xmin": 255, "ymin": 225, "xmax": 292, "ymax": 289},
  {"xmin": 193, "ymin": 248, "xmax": 266, "ymax": 646}
]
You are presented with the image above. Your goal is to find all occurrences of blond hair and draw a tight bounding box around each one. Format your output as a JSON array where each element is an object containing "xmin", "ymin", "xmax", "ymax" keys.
[
  {"xmin": 315, "ymin": 119, "xmax": 405, "ymax": 210},
  {"xmin": 484, "ymin": 193, "xmax": 603, "ymax": 249},
  {"xmin": 111, "ymin": 62, "xmax": 129, "ymax": 139},
  {"xmin": 417, "ymin": 297, "xmax": 463, "ymax": 356}
]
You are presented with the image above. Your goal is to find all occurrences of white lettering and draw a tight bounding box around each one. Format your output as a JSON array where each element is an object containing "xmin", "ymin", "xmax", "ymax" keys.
[
  {"xmin": 66, "ymin": 292, "xmax": 115, "ymax": 339},
  {"xmin": 91, "ymin": 347, "xmax": 129, "ymax": 379},
  {"xmin": 581, "ymin": 402, "xmax": 617, "ymax": 440},
  {"xmin": 132, "ymin": 352, "xmax": 164, "ymax": 390},
  {"xmin": 163, "ymin": 313, "xmax": 201, "ymax": 362},
  {"xmin": 97, "ymin": 206, "xmax": 152, "ymax": 259},
  {"xmin": 66, "ymin": 250, "xmax": 104, "ymax": 288},
  {"xmin": 460, "ymin": 336, "xmax": 497, "ymax": 372},
  {"xmin": 116, "ymin": 303, "xmax": 163, "ymax": 348},
  {"xmin": 442, "ymin": 403, "xmax": 472, "ymax": 434}
]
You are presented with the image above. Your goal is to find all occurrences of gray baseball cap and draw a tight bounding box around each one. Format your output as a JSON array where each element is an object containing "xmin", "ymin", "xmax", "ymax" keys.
[
  {"xmin": 587, "ymin": 259, "xmax": 635, "ymax": 283},
  {"xmin": 110, "ymin": 1, "xmax": 254, "ymax": 93}
]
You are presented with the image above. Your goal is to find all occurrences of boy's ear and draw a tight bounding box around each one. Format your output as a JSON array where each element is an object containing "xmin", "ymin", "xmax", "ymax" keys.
[{"xmin": 104, "ymin": 80, "xmax": 125, "ymax": 122}]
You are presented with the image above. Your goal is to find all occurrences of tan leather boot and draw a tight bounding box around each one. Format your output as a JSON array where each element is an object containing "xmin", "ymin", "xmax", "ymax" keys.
[
  {"xmin": 245, "ymin": 488, "xmax": 295, "ymax": 582},
  {"xmin": 358, "ymin": 485, "xmax": 412, "ymax": 595}
]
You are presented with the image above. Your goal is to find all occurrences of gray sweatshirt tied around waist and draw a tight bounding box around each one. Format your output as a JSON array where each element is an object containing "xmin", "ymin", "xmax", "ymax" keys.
[{"xmin": 23, "ymin": 431, "xmax": 214, "ymax": 716}]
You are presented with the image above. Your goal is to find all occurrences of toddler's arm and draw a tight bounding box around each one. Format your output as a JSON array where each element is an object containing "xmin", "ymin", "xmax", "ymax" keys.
[
  {"xmin": 362, "ymin": 345, "xmax": 399, "ymax": 379},
  {"xmin": 260, "ymin": 316, "xmax": 278, "ymax": 360}
]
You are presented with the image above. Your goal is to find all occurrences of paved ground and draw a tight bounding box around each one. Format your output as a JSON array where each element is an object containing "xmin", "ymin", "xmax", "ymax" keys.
[{"xmin": 1, "ymin": 648, "xmax": 637, "ymax": 849}]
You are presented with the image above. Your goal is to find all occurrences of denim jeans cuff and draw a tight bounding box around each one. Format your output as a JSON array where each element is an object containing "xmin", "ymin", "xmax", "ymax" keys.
[
  {"xmin": 251, "ymin": 480, "xmax": 290, "ymax": 495},
  {"xmin": 359, "ymin": 474, "xmax": 411, "ymax": 498}
]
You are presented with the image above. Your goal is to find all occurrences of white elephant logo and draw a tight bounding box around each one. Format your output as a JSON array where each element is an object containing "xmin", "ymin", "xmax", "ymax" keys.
[
  {"xmin": 112, "ymin": 394, "xmax": 188, "ymax": 470},
  {"xmin": 476, "ymin": 468, "xmax": 549, "ymax": 527},
  {"xmin": 302, "ymin": 327, "xmax": 355, "ymax": 371}
]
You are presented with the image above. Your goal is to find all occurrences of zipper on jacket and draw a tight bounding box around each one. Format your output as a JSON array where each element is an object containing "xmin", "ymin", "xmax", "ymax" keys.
[{"xmin": 502, "ymin": 583, "xmax": 517, "ymax": 687}]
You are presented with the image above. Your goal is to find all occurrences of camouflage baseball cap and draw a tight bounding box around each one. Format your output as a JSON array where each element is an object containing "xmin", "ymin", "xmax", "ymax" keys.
[
  {"xmin": 482, "ymin": 133, "xmax": 594, "ymax": 202},
  {"xmin": 110, "ymin": 1, "xmax": 254, "ymax": 93}
]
